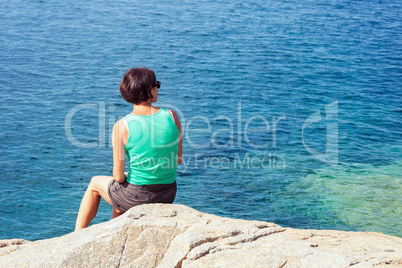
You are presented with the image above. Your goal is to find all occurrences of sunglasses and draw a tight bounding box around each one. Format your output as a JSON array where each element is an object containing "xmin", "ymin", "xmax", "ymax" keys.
[{"xmin": 155, "ymin": 81, "xmax": 161, "ymax": 89}]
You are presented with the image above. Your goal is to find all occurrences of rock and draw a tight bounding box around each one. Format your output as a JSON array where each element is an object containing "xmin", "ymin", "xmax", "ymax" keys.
[
  {"xmin": 0, "ymin": 239, "xmax": 31, "ymax": 257},
  {"xmin": 0, "ymin": 204, "xmax": 401, "ymax": 267},
  {"xmin": 0, "ymin": 239, "xmax": 30, "ymax": 248}
]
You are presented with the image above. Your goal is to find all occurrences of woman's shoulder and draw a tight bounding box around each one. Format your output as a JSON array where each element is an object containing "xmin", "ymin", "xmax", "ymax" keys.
[
  {"xmin": 163, "ymin": 108, "xmax": 178, "ymax": 116},
  {"xmin": 164, "ymin": 109, "xmax": 181, "ymax": 129},
  {"xmin": 113, "ymin": 118, "xmax": 127, "ymax": 130},
  {"xmin": 112, "ymin": 118, "xmax": 128, "ymax": 143},
  {"xmin": 156, "ymin": 107, "xmax": 178, "ymax": 120}
]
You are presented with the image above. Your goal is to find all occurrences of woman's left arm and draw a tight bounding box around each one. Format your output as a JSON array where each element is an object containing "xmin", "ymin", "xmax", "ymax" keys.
[{"xmin": 112, "ymin": 119, "xmax": 126, "ymax": 183}]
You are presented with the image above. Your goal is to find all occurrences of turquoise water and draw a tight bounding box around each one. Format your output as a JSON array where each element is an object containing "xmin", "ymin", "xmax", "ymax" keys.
[{"xmin": 0, "ymin": 0, "xmax": 401, "ymax": 240}]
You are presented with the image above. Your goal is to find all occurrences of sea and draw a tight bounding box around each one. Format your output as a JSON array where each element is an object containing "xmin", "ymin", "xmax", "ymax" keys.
[{"xmin": 0, "ymin": 0, "xmax": 401, "ymax": 241}]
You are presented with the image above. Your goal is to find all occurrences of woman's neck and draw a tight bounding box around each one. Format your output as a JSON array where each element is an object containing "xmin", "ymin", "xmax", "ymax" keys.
[{"xmin": 131, "ymin": 102, "xmax": 158, "ymax": 115}]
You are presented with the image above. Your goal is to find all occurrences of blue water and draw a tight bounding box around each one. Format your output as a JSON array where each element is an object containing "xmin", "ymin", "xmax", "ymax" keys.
[{"xmin": 0, "ymin": 0, "xmax": 401, "ymax": 240}]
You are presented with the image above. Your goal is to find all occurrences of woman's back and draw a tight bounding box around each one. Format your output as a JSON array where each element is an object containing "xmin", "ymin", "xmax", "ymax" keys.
[
  {"xmin": 124, "ymin": 108, "xmax": 180, "ymax": 185},
  {"xmin": 75, "ymin": 67, "xmax": 182, "ymax": 230}
]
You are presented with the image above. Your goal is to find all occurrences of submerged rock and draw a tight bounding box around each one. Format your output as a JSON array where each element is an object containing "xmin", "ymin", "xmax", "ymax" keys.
[{"xmin": 0, "ymin": 204, "xmax": 401, "ymax": 267}]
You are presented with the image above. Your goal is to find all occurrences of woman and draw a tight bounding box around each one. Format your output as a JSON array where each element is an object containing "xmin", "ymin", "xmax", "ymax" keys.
[{"xmin": 75, "ymin": 68, "xmax": 182, "ymax": 230}]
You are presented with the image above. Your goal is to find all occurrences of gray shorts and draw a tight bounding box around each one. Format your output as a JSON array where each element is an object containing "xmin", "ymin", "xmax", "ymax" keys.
[{"xmin": 107, "ymin": 180, "xmax": 177, "ymax": 212}]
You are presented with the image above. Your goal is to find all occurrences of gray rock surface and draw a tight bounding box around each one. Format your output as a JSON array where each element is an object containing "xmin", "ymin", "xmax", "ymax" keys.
[{"xmin": 0, "ymin": 204, "xmax": 401, "ymax": 267}]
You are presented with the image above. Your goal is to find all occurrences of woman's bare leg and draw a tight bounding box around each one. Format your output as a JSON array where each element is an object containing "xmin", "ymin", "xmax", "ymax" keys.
[
  {"xmin": 111, "ymin": 207, "xmax": 125, "ymax": 219},
  {"xmin": 75, "ymin": 176, "xmax": 114, "ymax": 230}
]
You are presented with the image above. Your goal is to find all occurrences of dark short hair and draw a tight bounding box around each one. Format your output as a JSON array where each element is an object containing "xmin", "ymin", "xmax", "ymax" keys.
[{"xmin": 119, "ymin": 68, "xmax": 156, "ymax": 104}]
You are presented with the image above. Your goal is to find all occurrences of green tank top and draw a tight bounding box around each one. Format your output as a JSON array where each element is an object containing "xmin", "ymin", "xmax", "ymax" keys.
[{"xmin": 123, "ymin": 108, "xmax": 180, "ymax": 185}]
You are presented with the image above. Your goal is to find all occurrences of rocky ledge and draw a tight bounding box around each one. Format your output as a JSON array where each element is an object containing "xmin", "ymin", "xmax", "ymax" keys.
[{"xmin": 0, "ymin": 204, "xmax": 401, "ymax": 267}]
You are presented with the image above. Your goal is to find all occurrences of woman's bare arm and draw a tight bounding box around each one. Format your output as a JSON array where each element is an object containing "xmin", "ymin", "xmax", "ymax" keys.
[
  {"xmin": 112, "ymin": 119, "xmax": 126, "ymax": 183},
  {"xmin": 170, "ymin": 110, "xmax": 182, "ymax": 165}
]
